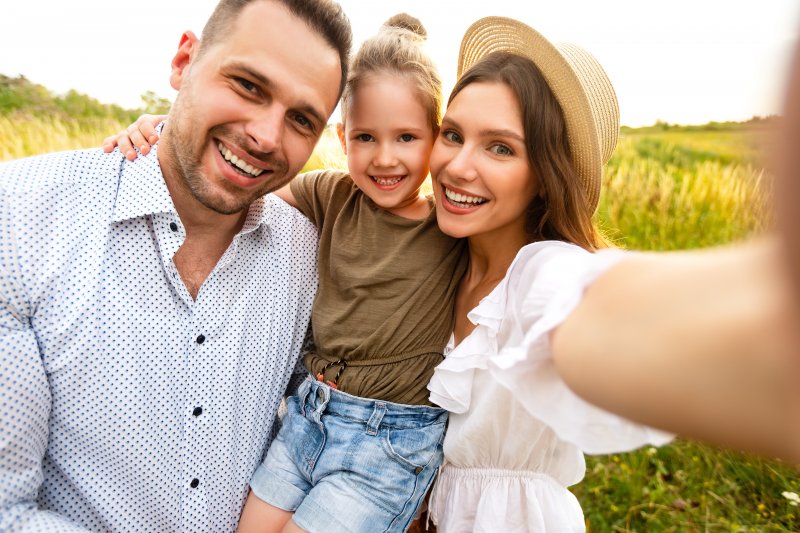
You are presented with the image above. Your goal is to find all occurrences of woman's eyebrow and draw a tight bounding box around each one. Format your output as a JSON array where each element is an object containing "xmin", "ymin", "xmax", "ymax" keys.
[
  {"xmin": 479, "ymin": 129, "xmax": 525, "ymax": 143},
  {"xmin": 441, "ymin": 117, "xmax": 524, "ymax": 143}
]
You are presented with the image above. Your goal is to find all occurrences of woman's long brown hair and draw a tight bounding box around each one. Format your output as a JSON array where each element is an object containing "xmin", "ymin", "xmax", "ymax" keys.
[{"xmin": 449, "ymin": 52, "xmax": 606, "ymax": 251}]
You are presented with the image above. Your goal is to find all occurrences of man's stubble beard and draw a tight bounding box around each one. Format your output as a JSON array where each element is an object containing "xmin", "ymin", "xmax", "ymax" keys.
[{"xmin": 165, "ymin": 97, "xmax": 291, "ymax": 216}]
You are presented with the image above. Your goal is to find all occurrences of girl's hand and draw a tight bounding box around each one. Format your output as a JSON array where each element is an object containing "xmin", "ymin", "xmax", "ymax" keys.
[{"xmin": 102, "ymin": 114, "xmax": 167, "ymax": 161}]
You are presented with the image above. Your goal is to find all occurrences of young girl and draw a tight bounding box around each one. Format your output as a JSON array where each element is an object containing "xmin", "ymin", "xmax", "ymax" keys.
[
  {"xmin": 423, "ymin": 17, "xmax": 673, "ymax": 531},
  {"xmin": 239, "ymin": 14, "xmax": 470, "ymax": 533},
  {"xmin": 107, "ymin": 14, "xmax": 464, "ymax": 533}
]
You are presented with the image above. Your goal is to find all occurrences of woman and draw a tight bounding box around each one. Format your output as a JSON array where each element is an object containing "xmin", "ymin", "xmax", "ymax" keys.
[
  {"xmin": 424, "ymin": 16, "xmax": 800, "ymax": 532},
  {"xmin": 423, "ymin": 17, "xmax": 671, "ymax": 531}
]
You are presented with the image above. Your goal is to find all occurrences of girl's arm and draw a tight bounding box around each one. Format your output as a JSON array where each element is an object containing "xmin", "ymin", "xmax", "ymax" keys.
[
  {"xmin": 551, "ymin": 239, "xmax": 800, "ymax": 463},
  {"xmin": 102, "ymin": 114, "xmax": 166, "ymax": 160}
]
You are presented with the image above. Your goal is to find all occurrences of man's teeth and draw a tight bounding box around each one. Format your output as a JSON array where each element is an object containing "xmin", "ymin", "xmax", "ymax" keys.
[
  {"xmin": 218, "ymin": 143, "xmax": 263, "ymax": 177},
  {"xmin": 445, "ymin": 187, "xmax": 487, "ymax": 207},
  {"xmin": 373, "ymin": 176, "xmax": 403, "ymax": 186}
]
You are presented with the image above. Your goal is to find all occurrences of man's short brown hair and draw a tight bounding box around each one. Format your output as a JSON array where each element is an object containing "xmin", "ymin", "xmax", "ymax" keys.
[{"xmin": 199, "ymin": 0, "xmax": 352, "ymax": 98}]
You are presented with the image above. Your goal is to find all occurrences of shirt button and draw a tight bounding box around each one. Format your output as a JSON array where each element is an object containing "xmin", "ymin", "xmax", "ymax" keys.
[
  {"xmin": 196, "ymin": 334, "xmax": 205, "ymax": 344},
  {"xmin": 415, "ymin": 467, "xmax": 423, "ymax": 475},
  {"xmin": 317, "ymin": 389, "xmax": 325, "ymax": 401},
  {"xmin": 192, "ymin": 407, "xmax": 203, "ymax": 417},
  {"xmin": 190, "ymin": 478, "xmax": 199, "ymax": 489},
  {"xmin": 169, "ymin": 222, "xmax": 178, "ymax": 232}
]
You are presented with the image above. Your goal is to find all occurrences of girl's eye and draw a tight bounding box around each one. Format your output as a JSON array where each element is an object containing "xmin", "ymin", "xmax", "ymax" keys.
[
  {"xmin": 442, "ymin": 130, "xmax": 463, "ymax": 144},
  {"xmin": 399, "ymin": 133, "xmax": 415, "ymax": 143},
  {"xmin": 490, "ymin": 144, "xmax": 513, "ymax": 156},
  {"xmin": 236, "ymin": 77, "xmax": 257, "ymax": 93},
  {"xmin": 355, "ymin": 133, "xmax": 374, "ymax": 142}
]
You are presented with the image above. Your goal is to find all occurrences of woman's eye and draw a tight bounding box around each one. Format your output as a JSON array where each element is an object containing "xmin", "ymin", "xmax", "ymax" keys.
[
  {"xmin": 442, "ymin": 130, "xmax": 463, "ymax": 144},
  {"xmin": 399, "ymin": 133, "xmax": 415, "ymax": 142},
  {"xmin": 490, "ymin": 144, "xmax": 513, "ymax": 156},
  {"xmin": 355, "ymin": 133, "xmax": 374, "ymax": 142}
]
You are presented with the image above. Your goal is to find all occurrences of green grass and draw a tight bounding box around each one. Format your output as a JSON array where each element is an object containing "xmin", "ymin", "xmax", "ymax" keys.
[{"xmin": 2, "ymin": 113, "xmax": 796, "ymax": 531}]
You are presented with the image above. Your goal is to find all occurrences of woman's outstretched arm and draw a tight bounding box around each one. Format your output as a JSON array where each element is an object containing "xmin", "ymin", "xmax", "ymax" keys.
[{"xmin": 551, "ymin": 239, "xmax": 800, "ymax": 463}]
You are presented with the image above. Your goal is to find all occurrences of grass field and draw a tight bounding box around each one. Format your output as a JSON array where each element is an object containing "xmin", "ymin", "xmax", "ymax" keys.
[{"xmin": 2, "ymin": 116, "xmax": 797, "ymax": 531}]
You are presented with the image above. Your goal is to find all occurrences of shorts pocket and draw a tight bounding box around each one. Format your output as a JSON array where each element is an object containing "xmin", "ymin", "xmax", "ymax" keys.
[
  {"xmin": 382, "ymin": 422, "xmax": 446, "ymax": 472},
  {"xmin": 276, "ymin": 395, "xmax": 325, "ymax": 470}
]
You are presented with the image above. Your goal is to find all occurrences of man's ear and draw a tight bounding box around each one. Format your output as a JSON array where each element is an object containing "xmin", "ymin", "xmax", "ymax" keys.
[
  {"xmin": 169, "ymin": 31, "xmax": 200, "ymax": 91},
  {"xmin": 336, "ymin": 122, "xmax": 347, "ymax": 155}
]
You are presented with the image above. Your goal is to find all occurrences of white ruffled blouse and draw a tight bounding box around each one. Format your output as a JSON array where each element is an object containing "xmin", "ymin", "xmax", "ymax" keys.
[{"xmin": 428, "ymin": 241, "xmax": 673, "ymax": 532}]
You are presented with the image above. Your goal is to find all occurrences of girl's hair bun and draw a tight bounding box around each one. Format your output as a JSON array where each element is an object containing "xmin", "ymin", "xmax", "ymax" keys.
[{"xmin": 382, "ymin": 13, "xmax": 427, "ymax": 40}]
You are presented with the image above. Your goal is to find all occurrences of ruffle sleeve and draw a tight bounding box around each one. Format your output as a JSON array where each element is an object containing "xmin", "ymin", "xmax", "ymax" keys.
[{"xmin": 429, "ymin": 241, "xmax": 673, "ymax": 455}]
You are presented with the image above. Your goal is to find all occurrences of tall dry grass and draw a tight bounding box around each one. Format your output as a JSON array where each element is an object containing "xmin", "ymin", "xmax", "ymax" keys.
[{"xmin": 0, "ymin": 114, "xmax": 129, "ymax": 161}]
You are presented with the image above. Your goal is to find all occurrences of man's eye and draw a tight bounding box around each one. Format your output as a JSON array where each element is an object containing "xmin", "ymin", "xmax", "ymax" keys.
[
  {"xmin": 236, "ymin": 78, "xmax": 257, "ymax": 93},
  {"xmin": 399, "ymin": 133, "xmax": 415, "ymax": 142},
  {"xmin": 293, "ymin": 114, "xmax": 311, "ymax": 128}
]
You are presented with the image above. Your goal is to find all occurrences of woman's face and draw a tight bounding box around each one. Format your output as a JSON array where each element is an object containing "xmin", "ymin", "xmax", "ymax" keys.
[{"xmin": 430, "ymin": 81, "xmax": 538, "ymax": 241}]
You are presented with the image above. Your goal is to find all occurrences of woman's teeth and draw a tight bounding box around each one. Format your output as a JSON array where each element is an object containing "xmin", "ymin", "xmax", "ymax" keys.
[
  {"xmin": 218, "ymin": 143, "xmax": 263, "ymax": 178},
  {"xmin": 445, "ymin": 187, "xmax": 487, "ymax": 208}
]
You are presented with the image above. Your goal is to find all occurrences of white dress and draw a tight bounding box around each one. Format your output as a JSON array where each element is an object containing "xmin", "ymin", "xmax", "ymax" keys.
[{"xmin": 427, "ymin": 241, "xmax": 673, "ymax": 532}]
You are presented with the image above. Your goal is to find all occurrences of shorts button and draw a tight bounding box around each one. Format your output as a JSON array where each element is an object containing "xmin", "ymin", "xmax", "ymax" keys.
[{"xmin": 415, "ymin": 467, "xmax": 423, "ymax": 475}]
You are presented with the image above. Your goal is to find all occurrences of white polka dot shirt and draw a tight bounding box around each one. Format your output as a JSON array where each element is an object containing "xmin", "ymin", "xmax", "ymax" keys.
[{"xmin": 0, "ymin": 143, "xmax": 318, "ymax": 532}]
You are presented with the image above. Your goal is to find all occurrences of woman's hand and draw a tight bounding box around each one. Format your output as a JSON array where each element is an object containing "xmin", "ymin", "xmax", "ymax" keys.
[{"xmin": 102, "ymin": 114, "xmax": 167, "ymax": 160}]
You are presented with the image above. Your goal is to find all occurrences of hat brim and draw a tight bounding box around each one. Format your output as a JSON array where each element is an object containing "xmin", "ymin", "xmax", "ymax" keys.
[{"xmin": 458, "ymin": 17, "xmax": 619, "ymax": 212}]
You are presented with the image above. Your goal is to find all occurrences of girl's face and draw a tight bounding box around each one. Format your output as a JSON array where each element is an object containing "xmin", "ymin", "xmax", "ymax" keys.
[
  {"xmin": 338, "ymin": 74, "xmax": 436, "ymax": 218},
  {"xmin": 431, "ymin": 81, "xmax": 538, "ymax": 241}
]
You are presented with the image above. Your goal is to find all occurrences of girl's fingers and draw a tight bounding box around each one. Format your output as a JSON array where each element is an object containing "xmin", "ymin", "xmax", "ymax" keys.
[{"xmin": 117, "ymin": 129, "xmax": 138, "ymax": 161}]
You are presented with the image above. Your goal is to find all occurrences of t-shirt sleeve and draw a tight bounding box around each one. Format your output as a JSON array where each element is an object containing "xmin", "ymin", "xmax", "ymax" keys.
[
  {"xmin": 488, "ymin": 245, "xmax": 674, "ymax": 455},
  {"xmin": 288, "ymin": 170, "xmax": 349, "ymax": 229}
]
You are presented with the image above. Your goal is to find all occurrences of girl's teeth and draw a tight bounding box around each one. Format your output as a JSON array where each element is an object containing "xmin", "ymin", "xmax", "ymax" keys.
[
  {"xmin": 374, "ymin": 176, "xmax": 402, "ymax": 186},
  {"xmin": 217, "ymin": 142, "xmax": 263, "ymax": 177}
]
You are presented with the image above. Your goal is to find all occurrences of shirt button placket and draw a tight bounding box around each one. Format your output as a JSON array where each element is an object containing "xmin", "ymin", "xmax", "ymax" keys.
[{"xmin": 185, "ymin": 328, "xmax": 208, "ymax": 521}]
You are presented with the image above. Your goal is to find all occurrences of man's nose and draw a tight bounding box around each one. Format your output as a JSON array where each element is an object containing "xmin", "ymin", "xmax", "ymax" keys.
[{"xmin": 246, "ymin": 106, "xmax": 284, "ymax": 153}]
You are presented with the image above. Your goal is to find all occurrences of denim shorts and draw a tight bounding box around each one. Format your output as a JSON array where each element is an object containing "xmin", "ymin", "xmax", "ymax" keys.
[{"xmin": 249, "ymin": 375, "xmax": 447, "ymax": 533}]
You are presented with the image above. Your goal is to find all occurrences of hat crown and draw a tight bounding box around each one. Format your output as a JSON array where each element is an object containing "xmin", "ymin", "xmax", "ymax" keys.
[{"xmin": 457, "ymin": 16, "xmax": 620, "ymax": 212}]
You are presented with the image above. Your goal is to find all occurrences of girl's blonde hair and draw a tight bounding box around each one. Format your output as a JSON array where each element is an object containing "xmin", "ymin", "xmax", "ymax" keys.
[{"xmin": 340, "ymin": 13, "xmax": 442, "ymax": 134}]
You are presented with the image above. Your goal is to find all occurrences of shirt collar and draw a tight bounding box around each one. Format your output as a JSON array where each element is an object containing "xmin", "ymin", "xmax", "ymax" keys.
[
  {"xmin": 112, "ymin": 123, "xmax": 176, "ymax": 223},
  {"xmin": 112, "ymin": 122, "xmax": 275, "ymax": 233}
]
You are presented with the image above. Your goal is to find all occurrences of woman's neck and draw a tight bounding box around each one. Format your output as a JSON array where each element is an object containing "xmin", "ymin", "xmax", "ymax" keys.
[{"xmin": 464, "ymin": 230, "xmax": 529, "ymax": 287}]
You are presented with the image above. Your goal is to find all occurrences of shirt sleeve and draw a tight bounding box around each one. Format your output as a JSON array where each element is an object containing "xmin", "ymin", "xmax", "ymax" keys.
[
  {"xmin": 488, "ymin": 244, "xmax": 674, "ymax": 455},
  {"xmin": 0, "ymin": 190, "xmax": 89, "ymax": 532},
  {"xmin": 289, "ymin": 170, "xmax": 350, "ymax": 229}
]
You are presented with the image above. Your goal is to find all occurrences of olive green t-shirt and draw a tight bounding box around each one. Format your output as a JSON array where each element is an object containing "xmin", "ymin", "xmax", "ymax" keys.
[{"xmin": 289, "ymin": 170, "xmax": 466, "ymax": 405}]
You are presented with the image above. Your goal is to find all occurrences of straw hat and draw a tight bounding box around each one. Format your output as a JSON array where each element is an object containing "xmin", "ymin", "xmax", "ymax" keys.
[{"xmin": 458, "ymin": 16, "xmax": 619, "ymax": 212}]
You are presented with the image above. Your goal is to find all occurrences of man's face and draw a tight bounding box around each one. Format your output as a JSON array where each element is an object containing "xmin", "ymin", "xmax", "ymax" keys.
[{"xmin": 164, "ymin": 0, "xmax": 342, "ymax": 215}]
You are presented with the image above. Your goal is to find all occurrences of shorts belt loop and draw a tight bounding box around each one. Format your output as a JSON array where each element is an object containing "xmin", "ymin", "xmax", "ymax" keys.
[
  {"xmin": 298, "ymin": 376, "xmax": 312, "ymax": 412},
  {"xmin": 366, "ymin": 402, "xmax": 387, "ymax": 436}
]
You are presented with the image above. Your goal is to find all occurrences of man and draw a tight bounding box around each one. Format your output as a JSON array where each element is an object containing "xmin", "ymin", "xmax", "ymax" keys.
[{"xmin": 0, "ymin": 0, "xmax": 351, "ymax": 530}]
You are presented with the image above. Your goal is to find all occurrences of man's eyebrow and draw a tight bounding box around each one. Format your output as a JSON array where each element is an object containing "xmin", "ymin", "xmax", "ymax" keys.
[{"xmin": 226, "ymin": 62, "xmax": 327, "ymax": 127}]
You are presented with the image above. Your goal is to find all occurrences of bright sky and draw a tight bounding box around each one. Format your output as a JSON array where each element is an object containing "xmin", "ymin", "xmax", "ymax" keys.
[{"xmin": 1, "ymin": 0, "xmax": 798, "ymax": 127}]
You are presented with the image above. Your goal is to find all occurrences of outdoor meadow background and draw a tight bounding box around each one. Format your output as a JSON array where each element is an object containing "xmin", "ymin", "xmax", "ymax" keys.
[{"xmin": 2, "ymin": 74, "xmax": 799, "ymax": 531}]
